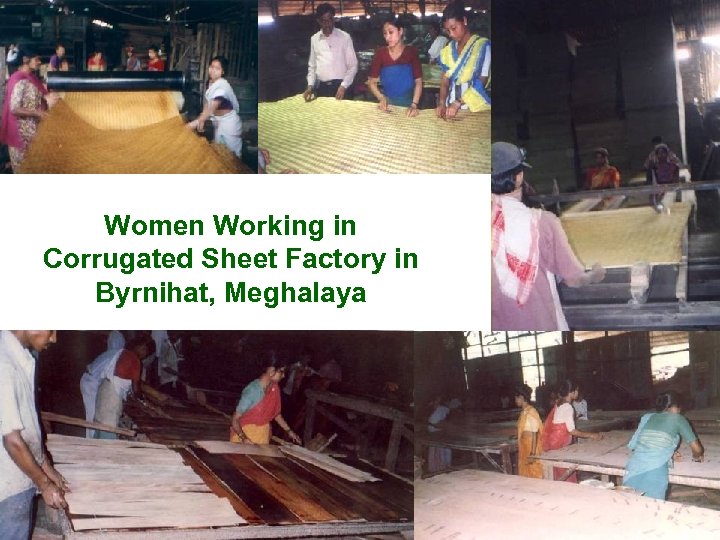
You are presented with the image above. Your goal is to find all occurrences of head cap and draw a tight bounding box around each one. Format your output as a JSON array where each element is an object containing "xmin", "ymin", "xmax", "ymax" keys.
[{"xmin": 492, "ymin": 142, "xmax": 531, "ymax": 176}]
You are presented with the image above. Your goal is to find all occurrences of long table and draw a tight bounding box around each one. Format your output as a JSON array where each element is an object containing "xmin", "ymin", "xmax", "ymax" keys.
[{"xmin": 537, "ymin": 430, "xmax": 720, "ymax": 490}]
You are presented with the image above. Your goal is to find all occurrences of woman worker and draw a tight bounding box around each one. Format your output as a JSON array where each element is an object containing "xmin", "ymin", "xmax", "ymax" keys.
[
  {"xmin": 543, "ymin": 380, "xmax": 603, "ymax": 482},
  {"xmin": 624, "ymin": 392, "xmax": 704, "ymax": 500},
  {"xmin": 0, "ymin": 49, "xmax": 59, "ymax": 172},
  {"xmin": 491, "ymin": 142, "xmax": 606, "ymax": 330},
  {"xmin": 435, "ymin": 1, "xmax": 491, "ymax": 119},
  {"xmin": 368, "ymin": 17, "xmax": 423, "ymax": 117},
  {"xmin": 186, "ymin": 55, "xmax": 243, "ymax": 158},
  {"xmin": 514, "ymin": 384, "xmax": 543, "ymax": 479},
  {"xmin": 230, "ymin": 360, "xmax": 302, "ymax": 445}
]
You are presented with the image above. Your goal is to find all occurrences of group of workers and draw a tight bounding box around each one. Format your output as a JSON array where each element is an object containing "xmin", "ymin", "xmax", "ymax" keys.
[
  {"xmin": 302, "ymin": 1, "xmax": 491, "ymax": 117},
  {"xmin": 514, "ymin": 381, "xmax": 704, "ymax": 501},
  {"xmin": 584, "ymin": 137, "xmax": 681, "ymax": 190},
  {"xmin": 0, "ymin": 329, "xmax": 350, "ymax": 540},
  {"xmin": 0, "ymin": 44, "xmax": 243, "ymax": 173}
]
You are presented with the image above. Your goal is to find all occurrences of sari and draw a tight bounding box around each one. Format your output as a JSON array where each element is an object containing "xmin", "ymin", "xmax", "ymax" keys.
[
  {"xmin": 230, "ymin": 380, "xmax": 281, "ymax": 444},
  {"xmin": 542, "ymin": 404, "xmax": 577, "ymax": 483},
  {"xmin": 0, "ymin": 69, "xmax": 47, "ymax": 171},
  {"xmin": 585, "ymin": 165, "xmax": 620, "ymax": 190},
  {"xmin": 437, "ymin": 35, "xmax": 490, "ymax": 112},
  {"xmin": 623, "ymin": 413, "xmax": 677, "ymax": 499},
  {"xmin": 517, "ymin": 405, "xmax": 543, "ymax": 478}
]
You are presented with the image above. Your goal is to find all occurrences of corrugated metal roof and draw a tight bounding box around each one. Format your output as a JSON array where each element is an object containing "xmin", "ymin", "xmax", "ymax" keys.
[{"xmin": 260, "ymin": 0, "xmax": 490, "ymax": 17}]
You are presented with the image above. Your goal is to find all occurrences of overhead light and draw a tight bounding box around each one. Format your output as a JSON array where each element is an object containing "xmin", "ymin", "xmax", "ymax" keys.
[
  {"xmin": 676, "ymin": 48, "xmax": 691, "ymax": 61},
  {"xmin": 92, "ymin": 19, "xmax": 114, "ymax": 29},
  {"xmin": 258, "ymin": 15, "xmax": 274, "ymax": 25}
]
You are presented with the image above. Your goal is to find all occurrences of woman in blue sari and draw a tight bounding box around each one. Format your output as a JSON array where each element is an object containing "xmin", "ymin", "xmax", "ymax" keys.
[
  {"xmin": 368, "ymin": 17, "xmax": 423, "ymax": 117},
  {"xmin": 624, "ymin": 392, "xmax": 704, "ymax": 500}
]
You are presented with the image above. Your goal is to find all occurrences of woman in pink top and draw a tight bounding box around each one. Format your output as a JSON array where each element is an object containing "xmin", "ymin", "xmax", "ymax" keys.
[{"xmin": 491, "ymin": 142, "xmax": 606, "ymax": 330}]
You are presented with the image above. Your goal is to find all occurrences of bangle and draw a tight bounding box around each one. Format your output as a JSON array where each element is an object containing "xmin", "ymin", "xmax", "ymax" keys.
[{"xmin": 411, "ymin": 102, "xmax": 418, "ymax": 107}]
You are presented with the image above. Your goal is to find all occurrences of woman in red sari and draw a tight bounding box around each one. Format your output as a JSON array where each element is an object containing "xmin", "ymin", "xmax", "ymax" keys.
[
  {"xmin": 230, "ymin": 362, "xmax": 302, "ymax": 445},
  {"xmin": 543, "ymin": 380, "xmax": 603, "ymax": 482}
]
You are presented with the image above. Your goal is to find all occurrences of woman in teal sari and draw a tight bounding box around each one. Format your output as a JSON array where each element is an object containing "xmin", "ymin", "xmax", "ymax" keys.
[{"xmin": 624, "ymin": 392, "xmax": 704, "ymax": 500}]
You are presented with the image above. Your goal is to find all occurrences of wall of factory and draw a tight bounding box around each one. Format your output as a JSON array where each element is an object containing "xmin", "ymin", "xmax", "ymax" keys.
[{"xmin": 493, "ymin": 12, "xmax": 686, "ymax": 193}]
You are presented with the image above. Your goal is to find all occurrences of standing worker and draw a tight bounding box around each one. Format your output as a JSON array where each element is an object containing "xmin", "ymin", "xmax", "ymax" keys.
[
  {"xmin": 0, "ymin": 331, "xmax": 68, "ymax": 540},
  {"xmin": 584, "ymin": 148, "xmax": 621, "ymax": 190},
  {"xmin": 624, "ymin": 392, "xmax": 704, "ymax": 500},
  {"xmin": 491, "ymin": 142, "xmax": 606, "ymax": 330},
  {"xmin": 81, "ymin": 337, "xmax": 154, "ymax": 439},
  {"xmin": 543, "ymin": 380, "xmax": 603, "ymax": 483},
  {"xmin": 303, "ymin": 3, "xmax": 358, "ymax": 101},
  {"xmin": 514, "ymin": 384, "xmax": 543, "ymax": 479}
]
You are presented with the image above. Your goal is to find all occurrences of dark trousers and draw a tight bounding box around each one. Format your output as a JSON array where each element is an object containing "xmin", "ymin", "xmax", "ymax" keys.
[{"xmin": 315, "ymin": 79, "xmax": 352, "ymax": 98}]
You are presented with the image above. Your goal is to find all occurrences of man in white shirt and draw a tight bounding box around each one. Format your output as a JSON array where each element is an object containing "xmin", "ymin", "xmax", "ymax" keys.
[
  {"xmin": 427, "ymin": 22, "xmax": 448, "ymax": 65},
  {"xmin": 303, "ymin": 3, "xmax": 358, "ymax": 101},
  {"xmin": 0, "ymin": 330, "xmax": 68, "ymax": 540}
]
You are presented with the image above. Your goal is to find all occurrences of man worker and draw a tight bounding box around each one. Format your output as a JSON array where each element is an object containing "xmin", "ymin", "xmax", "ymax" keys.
[
  {"xmin": 491, "ymin": 142, "xmax": 606, "ymax": 330},
  {"xmin": 1, "ymin": 330, "xmax": 68, "ymax": 540},
  {"xmin": 303, "ymin": 3, "xmax": 358, "ymax": 102},
  {"xmin": 427, "ymin": 22, "xmax": 448, "ymax": 65},
  {"xmin": 81, "ymin": 336, "xmax": 154, "ymax": 439}
]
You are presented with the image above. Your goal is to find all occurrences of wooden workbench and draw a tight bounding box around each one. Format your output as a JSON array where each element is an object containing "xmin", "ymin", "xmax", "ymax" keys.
[
  {"xmin": 49, "ymin": 434, "xmax": 413, "ymax": 539},
  {"xmin": 537, "ymin": 430, "xmax": 720, "ymax": 490},
  {"xmin": 415, "ymin": 470, "xmax": 720, "ymax": 539}
]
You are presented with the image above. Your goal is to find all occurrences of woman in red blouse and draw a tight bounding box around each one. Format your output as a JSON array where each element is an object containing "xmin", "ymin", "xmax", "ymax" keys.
[
  {"xmin": 147, "ymin": 45, "xmax": 165, "ymax": 71},
  {"xmin": 368, "ymin": 17, "xmax": 423, "ymax": 117},
  {"xmin": 87, "ymin": 51, "xmax": 106, "ymax": 71}
]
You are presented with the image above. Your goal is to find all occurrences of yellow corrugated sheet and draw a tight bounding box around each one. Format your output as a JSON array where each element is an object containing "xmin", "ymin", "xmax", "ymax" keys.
[
  {"xmin": 258, "ymin": 95, "xmax": 490, "ymax": 174},
  {"xmin": 560, "ymin": 203, "xmax": 691, "ymax": 269},
  {"xmin": 20, "ymin": 91, "xmax": 247, "ymax": 174}
]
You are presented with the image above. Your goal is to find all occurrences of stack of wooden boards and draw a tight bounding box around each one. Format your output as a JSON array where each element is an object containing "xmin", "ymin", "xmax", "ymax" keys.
[
  {"xmin": 46, "ymin": 434, "xmax": 242, "ymax": 532},
  {"xmin": 258, "ymin": 95, "xmax": 490, "ymax": 174},
  {"xmin": 415, "ymin": 470, "xmax": 720, "ymax": 539},
  {"xmin": 183, "ymin": 443, "xmax": 412, "ymax": 527},
  {"xmin": 124, "ymin": 394, "xmax": 230, "ymax": 445}
]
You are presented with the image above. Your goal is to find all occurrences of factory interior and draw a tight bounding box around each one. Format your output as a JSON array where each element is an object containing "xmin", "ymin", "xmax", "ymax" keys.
[
  {"xmin": 257, "ymin": 0, "xmax": 490, "ymax": 173},
  {"xmin": 27, "ymin": 330, "xmax": 413, "ymax": 538},
  {"xmin": 0, "ymin": 0, "xmax": 257, "ymax": 173},
  {"xmin": 492, "ymin": 0, "xmax": 720, "ymax": 329},
  {"xmin": 415, "ymin": 330, "xmax": 720, "ymax": 539}
]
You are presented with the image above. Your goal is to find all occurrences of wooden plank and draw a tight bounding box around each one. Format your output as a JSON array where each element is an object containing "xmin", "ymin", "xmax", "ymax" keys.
[
  {"xmin": 64, "ymin": 521, "xmax": 413, "ymax": 540},
  {"xmin": 194, "ymin": 441, "xmax": 283, "ymax": 457},
  {"xmin": 279, "ymin": 445, "xmax": 379, "ymax": 482},
  {"xmin": 251, "ymin": 455, "xmax": 363, "ymax": 522},
  {"xmin": 224, "ymin": 454, "xmax": 337, "ymax": 523},
  {"xmin": 281, "ymin": 456, "xmax": 401, "ymax": 522},
  {"xmin": 339, "ymin": 457, "xmax": 413, "ymax": 517},
  {"xmin": 193, "ymin": 448, "xmax": 300, "ymax": 524},
  {"xmin": 42, "ymin": 411, "xmax": 136, "ymax": 437},
  {"xmin": 178, "ymin": 448, "xmax": 264, "ymax": 525}
]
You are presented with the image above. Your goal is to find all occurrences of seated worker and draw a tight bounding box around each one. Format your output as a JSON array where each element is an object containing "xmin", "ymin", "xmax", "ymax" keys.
[
  {"xmin": 436, "ymin": 1, "xmax": 491, "ymax": 118},
  {"xmin": 648, "ymin": 143, "xmax": 679, "ymax": 184},
  {"xmin": 491, "ymin": 142, "xmax": 606, "ymax": 330},
  {"xmin": 368, "ymin": 17, "xmax": 423, "ymax": 116},
  {"xmin": 643, "ymin": 135, "xmax": 680, "ymax": 172},
  {"xmin": 584, "ymin": 147, "xmax": 620, "ymax": 190}
]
